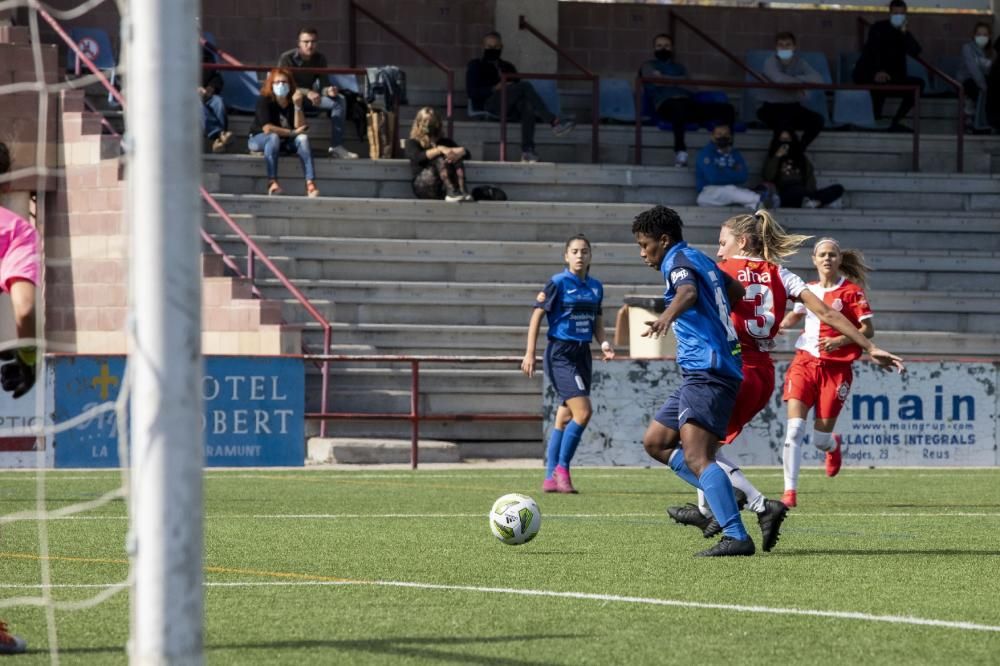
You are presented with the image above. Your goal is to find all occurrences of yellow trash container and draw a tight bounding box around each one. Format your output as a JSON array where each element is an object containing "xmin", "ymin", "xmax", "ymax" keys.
[{"xmin": 624, "ymin": 296, "xmax": 676, "ymax": 359}]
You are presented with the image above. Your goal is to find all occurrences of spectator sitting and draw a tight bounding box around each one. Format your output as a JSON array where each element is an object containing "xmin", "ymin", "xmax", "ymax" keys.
[
  {"xmin": 201, "ymin": 41, "xmax": 232, "ymax": 153},
  {"xmin": 957, "ymin": 22, "xmax": 994, "ymax": 126},
  {"xmin": 757, "ymin": 31, "xmax": 825, "ymax": 149},
  {"xmin": 987, "ymin": 36, "xmax": 1000, "ymax": 131},
  {"xmin": 248, "ymin": 68, "xmax": 319, "ymax": 198},
  {"xmin": 278, "ymin": 27, "xmax": 358, "ymax": 159},
  {"xmin": 465, "ymin": 30, "xmax": 575, "ymax": 163},
  {"xmin": 762, "ymin": 130, "xmax": 844, "ymax": 209},
  {"xmin": 695, "ymin": 123, "xmax": 771, "ymax": 209},
  {"xmin": 640, "ymin": 33, "xmax": 735, "ymax": 167},
  {"xmin": 852, "ymin": 0, "xmax": 924, "ymax": 133},
  {"xmin": 405, "ymin": 107, "xmax": 472, "ymax": 202}
]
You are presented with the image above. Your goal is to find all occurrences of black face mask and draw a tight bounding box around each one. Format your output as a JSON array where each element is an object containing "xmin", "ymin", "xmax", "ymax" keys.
[
  {"xmin": 715, "ymin": 137, "xmax": 733, "ymax": 149},
  {"xmin": 779, "ymin": 142, "xmax": 792, "ymax": 153},
  {"xmin": 654, "ymin": 49, "xmax": 673, "ymax": 62},
  {"xmin": 483, "ymin": 48, "xmax": 502, "ymax": 61}
]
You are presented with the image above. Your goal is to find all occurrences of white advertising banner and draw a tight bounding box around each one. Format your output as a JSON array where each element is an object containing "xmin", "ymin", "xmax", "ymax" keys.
[
  {"xmin": 543, "ymin": 359, "xmax": 999, "ymax": 467},
  {"xmin": 0, "ymin": 364, "xmax": 54, "ymax": 468}
]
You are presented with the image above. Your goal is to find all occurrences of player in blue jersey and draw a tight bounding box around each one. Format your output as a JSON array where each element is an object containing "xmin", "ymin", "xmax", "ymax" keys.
[
  {"xmin": 522, "ymin": 234, "xmax": 615, "ymax": 494},
  {"xmin": 632, "ymin": 205, "xmax": 754, "ymax": 556}
]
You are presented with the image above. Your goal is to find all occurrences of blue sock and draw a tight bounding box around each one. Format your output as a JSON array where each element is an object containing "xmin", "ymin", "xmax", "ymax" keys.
[
  {"xmin": 667, "ymin": 448, "xmax": 702, "ymax": 489},
  {"xmin": 699, "ymin": 462, "xmax": 749, "ymax": 540},
  {"xmin": 558, "ymin": 421, "xmax": 586, "ymax": 469},
  {"xmin": 545, "ymin": 428, "xmax": 564, "ymax": 479}
]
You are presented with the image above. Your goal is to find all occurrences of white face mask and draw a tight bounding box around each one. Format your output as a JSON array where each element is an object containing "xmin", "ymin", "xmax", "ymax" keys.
[
  {"xmin": 890, "ymin": 14, "xmax": 905, "ymax": 28},
  {"xmin": 777, "ymin": 48, "xmax": 794, "ymax": 61},
  {"xmin": 975, "ymin": 35, "xmax": 990, "ymax": 48},
  {"xmin": 272, "ymin": 82, "xmax": 289, "ymax": 98}
]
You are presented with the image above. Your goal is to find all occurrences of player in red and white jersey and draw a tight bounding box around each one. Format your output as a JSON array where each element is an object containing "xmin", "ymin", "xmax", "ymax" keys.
[
  {"xmin": 668, "ymin": 212, "xmax": 903, "ymax": 550},
  {"xmin": 778, "ymin": 238, "xmax": 903, "ymax": 508}
]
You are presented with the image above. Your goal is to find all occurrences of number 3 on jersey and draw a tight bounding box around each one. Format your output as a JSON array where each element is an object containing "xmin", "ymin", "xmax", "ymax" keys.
[{"xmin": 743, "ymin": 283, "xmax": 774, "ymax": 339}]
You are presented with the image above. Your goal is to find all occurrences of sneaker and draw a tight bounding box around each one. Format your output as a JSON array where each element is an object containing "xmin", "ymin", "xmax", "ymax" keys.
[
  {"xmin": 0, "ymin": 622, "xmax": 26, "ymax": 655},
  {"xmin": 306, "ymin": 180, "xmax": 320, "ymax": 199},
  {"xmin": 460, "ymin": 192, "xmax": 475, "ymax": 202},
  {"xmin": 553, "ymin": 465, "xmax": 577, "ymax": 494},
  {"xmin": 542, "ymin": 477, "xmax": 558, "ymax": 493},
  {"xmin": 825, "ymin": 434, "xmax": 843, "ymax": 477},
  {"xmin": 674, "ymin": 150, "xmax": 688, "ymax": 167},
  {"xmin": 803, "ymin": 197, "xmax": 821, "ymax": 209},
  {"xmin": 521, "ymin": 150, "xmax": 539, "ymax": 163},
  {"xmin": 445, "ymin": 192, "xmax": 464, "ymax": 203},
  {"xmin": 267, "ymin": 180, "xmax": 283, "ymax": 196},
  {"xmin": 551, "ymin": 119, "xmax": 575, "ymax": 137},
  {"xmin": 211, "ymin": 130, "xmax": 233, "ymax": 153},
  {"xmin": 756, "ymin": 498, "xmax": 789, "ymax": 552},
  {"xmin": 827, "ymin": 197, "xmax": 844, "ymax": 209},
  {"xmin": 781, "ymin": 489, "xmax": 797, "ymax": 508},
  {"xmin": 328, "ymin": 145, "xmax": 359, "ymax": 159},
  {"xmin": 695, "ymin": 535, "xmax": 755, "ymax": 557}
]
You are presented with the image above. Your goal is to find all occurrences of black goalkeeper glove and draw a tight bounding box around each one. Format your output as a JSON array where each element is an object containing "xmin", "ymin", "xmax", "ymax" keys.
[{"xmin": 0, "ymin": 347, "xmax": 36, "ymax": 399}]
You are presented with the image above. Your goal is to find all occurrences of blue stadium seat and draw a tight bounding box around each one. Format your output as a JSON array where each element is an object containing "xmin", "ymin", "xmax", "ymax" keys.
[
  {"xmin": 528, "ymin": 79, "xmax": 561, "ymax": 117},
  {"xmin": 331, "ymin": 74, "xmax": 361, "ymax": 95},
  {"xmin": 599, "ymin": 78, "xmax": 636, "ymax": 122},
  {"xmin": 467, "ymin": 99, "xmax": 498, "ymax": 120},
  {"xmin": 832, "ymin": 51, "xmax": 876, "ymax": 129}
]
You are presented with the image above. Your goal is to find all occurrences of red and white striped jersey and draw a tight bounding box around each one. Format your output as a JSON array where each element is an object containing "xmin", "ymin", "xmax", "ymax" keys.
[
  {"xmin": 718, "ymin": 256, "xmax": 806, "ymax": 365},
  {"xmin": 793, "ymin": 277, "xmax": 873, "ymax": 362}
]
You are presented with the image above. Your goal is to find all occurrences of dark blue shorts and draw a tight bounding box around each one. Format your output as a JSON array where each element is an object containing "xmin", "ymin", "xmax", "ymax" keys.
[
  {"xmin": 544, "ymin": 339, "xmax": 592, "ymax": 403},
  {"xmin": 654, "ymin": 370, "xmax": 742, "ymax": 440}
]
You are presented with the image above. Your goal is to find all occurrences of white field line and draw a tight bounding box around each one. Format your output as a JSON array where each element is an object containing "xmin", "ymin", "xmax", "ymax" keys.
[
  {"xmin": 1, "ymin": 580, "xmax": 998, "ymax": 634},
  {"xmin": 20, "ymin": 511, "xmax": 1000, "ymax": 520}
]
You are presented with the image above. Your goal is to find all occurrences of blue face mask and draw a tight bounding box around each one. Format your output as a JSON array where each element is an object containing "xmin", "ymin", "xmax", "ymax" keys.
[
  {"xmin": 777, "ymin": 48, "xmax": 794, "ymax": 61},
  {"xmin": 273, "ymin": 82, "xmax": 289, "ymax": 98},
  {"xmin": 890, "ymin": 14, "xmax": 905, "ymax": 28}
]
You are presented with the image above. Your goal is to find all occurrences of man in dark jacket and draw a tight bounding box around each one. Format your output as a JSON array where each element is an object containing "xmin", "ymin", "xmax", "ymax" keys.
[
  {"xmin": 201, "ymin": 41, "xmax": 231, "ymax": 153},
  {"xmin": 852, "ymin": 0, "xmax": 924, "ymax": 132},
  {"xmin": 465, "ymin": 31, "xmax": 574, "ymax": 162}
]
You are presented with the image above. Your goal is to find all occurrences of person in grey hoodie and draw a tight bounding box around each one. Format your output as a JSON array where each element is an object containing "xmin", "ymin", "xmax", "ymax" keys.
[
  {"xmin": 756, "ymin": 31, "xmax": 825, "ymax": 148},
  {"xmin": 956, "ymin": 22, "xmax": 994, "ymax": 122}
]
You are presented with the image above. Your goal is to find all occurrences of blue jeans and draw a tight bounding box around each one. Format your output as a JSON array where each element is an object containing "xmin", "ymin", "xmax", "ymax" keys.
[
  {"xmin": 304, "ymin": 94, "xmax": 346, "ymax": 147},
  {"xmin": 201, "ymin": 95, "xmax": 227, "ymax": 139},
  {"xmin": 247, "ymin": 132, "xmax": 316, "ymax": 181}
]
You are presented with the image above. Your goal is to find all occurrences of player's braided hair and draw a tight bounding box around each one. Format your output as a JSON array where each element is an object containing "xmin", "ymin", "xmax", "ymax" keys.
[
  {"xmin": 813, "ymin": 237, "xmax": 871, "ymax": 288},
  {"xmin": 723, "ymin": 210, "xmax": 811, "ymax": 264},
  {"xmin": 0, "ymin": 141, "xmax": 10, "ymax": 176},
  {"xmin": 631, "ymin": 205, "xmax": 684, "ymax": 243}
]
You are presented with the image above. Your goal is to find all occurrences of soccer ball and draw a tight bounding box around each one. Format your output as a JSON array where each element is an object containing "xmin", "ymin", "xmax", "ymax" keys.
[{"xmin": 489, "ymin": 493, "xmax": 541, "ymax": 545}]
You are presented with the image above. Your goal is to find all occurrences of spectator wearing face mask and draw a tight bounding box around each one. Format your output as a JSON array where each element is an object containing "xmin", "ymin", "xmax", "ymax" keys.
[
  {"xmin": 852, "ymin": 0, "xmax": 924, "ymax": 133},
  {"xmin": 957, "ymin": 22, "xmax": 994, "ymax": 126},
  {"xmin": 763, "ymin": 130, "xmax": 844, "ymax": 209},
  {"xmin": 640, "ymin": 33, "xmax": 736, "ymax": 167},
  {"xmin": 695, "ymin": 124, "xmax": 773, "ymax": 209},
  {"xmin": 757, "ymin": 32, "xmax": 825, "ymax": 149},
  {"xmin": 465, "ymin": 31, "xmax": 575, "ymax": 163}
]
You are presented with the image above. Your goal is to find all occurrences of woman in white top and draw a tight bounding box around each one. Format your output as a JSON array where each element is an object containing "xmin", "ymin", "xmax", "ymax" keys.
[{"xmin": 957, "ymin": 22, "xmax": 994, "ymax": 125}]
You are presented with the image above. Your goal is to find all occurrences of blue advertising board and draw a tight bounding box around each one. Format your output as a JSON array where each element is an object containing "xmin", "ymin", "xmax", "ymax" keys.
[{"xmin": 53, "ymin": 356, "xmax": 305, "ymax": 468}]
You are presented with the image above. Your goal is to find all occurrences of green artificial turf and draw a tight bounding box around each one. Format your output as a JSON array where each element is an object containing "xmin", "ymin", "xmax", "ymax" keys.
[{"xmin": 1, "ymin": 467, "xmax": 998, "ymax": 664}]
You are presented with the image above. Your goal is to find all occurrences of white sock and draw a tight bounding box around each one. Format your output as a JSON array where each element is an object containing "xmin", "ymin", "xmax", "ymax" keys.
[
  {"xmin": 812, "ymin": 430, "xmax": 834, "ymax": 452},
  {"xmin": 715, "ymin": 451, "xmax": 766, "ymax": 513},
  {"xmin": 696, "ymin": 489, "xmax": 710, "ymax": 517},
  {"xmin": 783, "ymin": 417, "xmax": 807, "ymax": 491}
]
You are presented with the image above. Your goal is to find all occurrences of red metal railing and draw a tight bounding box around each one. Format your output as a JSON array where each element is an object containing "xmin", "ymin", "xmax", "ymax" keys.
[
  {"xmin": 635, "ymin": 77, "xmax": 922, "ymax": 171},
  {"xmin": 348, "ymin": 0, "xmax": 454, "ymax": 138},
  {"xmin": 305, "ymin": 355, "xmax": 543, "ymax": 469},
  {"xmin": 668, "ymin": 10, "xmax": 767, "ymax": 84},
  {"xmin": 509, "ymin": 15, "xmax": 599, "ymax": 163},
  {"xmin": 40, "ymin": 9, "xmax": 339, "ymax": 435},
  {"xmin": 856, "ymin": 16, "xmax": 964, "ymax": 172}
]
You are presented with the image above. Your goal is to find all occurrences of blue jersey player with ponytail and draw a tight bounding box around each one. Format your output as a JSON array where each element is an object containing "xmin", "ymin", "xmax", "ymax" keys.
[
  {"xmin": 522, "ymin": 234, "xmax": 615, "ymax": 494},
  {"xmin": 632, "ymin": 205, "xmax": 755, "ymax": 557}
]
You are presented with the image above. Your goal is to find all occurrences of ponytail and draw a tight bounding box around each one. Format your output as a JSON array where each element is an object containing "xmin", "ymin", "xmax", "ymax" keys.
[
  {"xmin": 813, "ymin": 237, "xmax": 871, "ymax": 288},
  {"xmin": 722, "ymin": 210, "xmax": 811, "ymax": 264}
]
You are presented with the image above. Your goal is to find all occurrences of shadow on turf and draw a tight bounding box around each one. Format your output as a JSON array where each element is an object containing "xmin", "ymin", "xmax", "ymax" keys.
[
  {"xmin": 204, "ymin": 634, "xmax": 585, "ymax": 665},
  {"xmin": 772, "ymin": 548, "xmax": 1000, "ymax": 557}
]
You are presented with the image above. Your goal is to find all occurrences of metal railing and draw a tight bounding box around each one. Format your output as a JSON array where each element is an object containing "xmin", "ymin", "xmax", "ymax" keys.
[
  {"xmin": 348, "ymin": 0, "xmax": 454, "ymax": 138},
  {"xmin": 668, "ymin": 10, "xmax": 767, "ymax": 83},
  {"xmin": 856, "ymin": 16, "xmax": 965, "ymax": 172},
  {"xmin": 635, "ymin": 77, "xmax": 922, "ymax": 171},
  {"xmin": 507, "ymin": 14, "xmax": 599, "ymax": 163},
  {"xmin": 39, "ymin": 9, "xmax": 340, "ymax": 436},
  {"xmin": 305, "ymin": 355, "xmax": 543, "ymax": 469}
]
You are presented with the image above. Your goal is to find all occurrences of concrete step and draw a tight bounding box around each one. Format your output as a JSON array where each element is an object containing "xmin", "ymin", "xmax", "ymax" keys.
[
  {"xmin": 204, "ymin": 155, "xmax": 1000, "ymax": 210},
  {"xmin": 210, "ymin": 236, "xmax": 1000, "ymax": 291}
]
